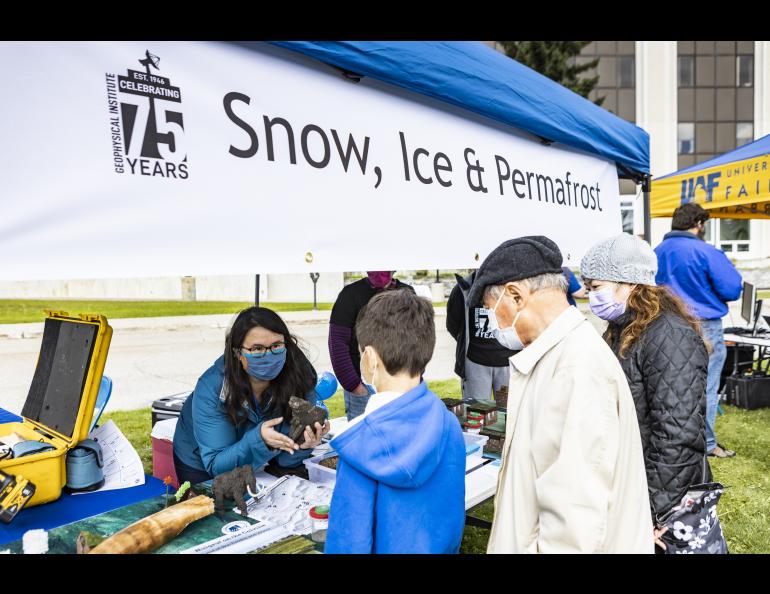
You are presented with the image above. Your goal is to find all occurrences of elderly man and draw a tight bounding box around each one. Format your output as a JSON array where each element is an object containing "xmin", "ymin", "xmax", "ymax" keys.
[{"xmin": 467, "ymin": 236, "xmax": 653, "ymax": 554}]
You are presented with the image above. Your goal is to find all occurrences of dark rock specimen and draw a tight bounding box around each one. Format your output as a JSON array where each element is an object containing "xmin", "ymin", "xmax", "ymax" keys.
[{"xmin": 288, "ymin": 396, "xmax": 326, "ymax": 444}]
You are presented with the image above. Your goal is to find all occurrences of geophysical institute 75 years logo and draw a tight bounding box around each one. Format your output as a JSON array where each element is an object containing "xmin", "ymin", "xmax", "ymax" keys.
[{"xmin": 105, "ymin": 50, "xmax": 188, "ymax": 179}]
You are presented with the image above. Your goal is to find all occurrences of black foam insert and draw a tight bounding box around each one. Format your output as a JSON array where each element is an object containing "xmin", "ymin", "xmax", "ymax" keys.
[{"xmin": 21, "ymin": 318, "xmax": 98, "ymax": 439}]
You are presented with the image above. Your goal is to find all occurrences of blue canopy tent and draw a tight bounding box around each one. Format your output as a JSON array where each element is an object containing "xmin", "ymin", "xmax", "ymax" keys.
[{"xmin": 268, "ymin": 41, "xmax": 652, "ymax": 239}]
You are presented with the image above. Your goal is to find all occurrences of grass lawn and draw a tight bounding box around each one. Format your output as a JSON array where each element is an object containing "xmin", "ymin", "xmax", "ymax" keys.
[
  {"xmin": 104, "ymin": 380, "xmax": 770, "ymax": 554},
  {"xmin": 0, "ymin": 299, "xmax": 333, "ymax": 324},
  {"xmin": 0, "ymin": 299, "xmax": 446, "ymax": 324}
]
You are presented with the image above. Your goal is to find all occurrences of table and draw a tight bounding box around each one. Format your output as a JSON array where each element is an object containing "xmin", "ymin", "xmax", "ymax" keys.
[
  {"xmin": 0, "ymin": 476, "xmax": 167, "ymax": 546},
  {"xmin": 723, "ymin": 333, "xmax": 770, "ymax": 349},
  {"xmin": 316, "ymin": 416, "xmax": 501, "ymax": 512},
  {"xmin": 1, "ymin": 406, "xmax": 167, "ymax": 545},
  {"xmin": 3, "ymin": 412, "xmax": 501, "ymax": 552},
  {"xmin": 317, "ymin": 415, "xmax": 501, "ymax": 532},
  {"xmin": 722, "ymin": 332, "xmax": 770, "ymax": 387},
  {"xmin": 1, "ymin": 488, "xmax": 316, "ymax": 554}
]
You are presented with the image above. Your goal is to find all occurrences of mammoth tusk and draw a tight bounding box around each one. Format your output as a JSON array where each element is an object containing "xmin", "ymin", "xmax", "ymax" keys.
[{"xmin": 89, "ymin": 495, "xmax": 215, "ymax": 554}]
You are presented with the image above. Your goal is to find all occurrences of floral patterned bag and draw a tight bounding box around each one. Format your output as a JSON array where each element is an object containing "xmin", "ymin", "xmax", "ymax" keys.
[{"xmin": 657, "ymin": 481, "xmax": 729, "ymax": 554}]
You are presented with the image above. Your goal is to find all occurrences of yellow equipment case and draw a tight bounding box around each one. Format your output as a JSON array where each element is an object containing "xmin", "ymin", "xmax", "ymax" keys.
[{"xmin": 0, "ymin": 311, "xmax": 112, "ymax": 507}]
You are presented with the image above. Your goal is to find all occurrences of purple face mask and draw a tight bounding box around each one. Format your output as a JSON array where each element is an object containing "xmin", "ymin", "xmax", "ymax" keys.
[
  {"xmin": 367, "ymin": 271, "xmax": 393, "ymax": 289},
  {"xmin": 588, "ymin": 285, "xmax": 627, "ymax": 322}
]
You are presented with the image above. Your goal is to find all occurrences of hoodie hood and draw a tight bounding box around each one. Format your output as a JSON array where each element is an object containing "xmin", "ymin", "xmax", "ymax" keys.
[{"xmin": 330, "ymin": 382, "xmax": 452, "ymax": 488}]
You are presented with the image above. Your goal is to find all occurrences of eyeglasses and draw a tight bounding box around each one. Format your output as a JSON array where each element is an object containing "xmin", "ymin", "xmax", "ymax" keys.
[{"xmin": 237, "ymin": 342, "xmax": 286, "ymax": 357}]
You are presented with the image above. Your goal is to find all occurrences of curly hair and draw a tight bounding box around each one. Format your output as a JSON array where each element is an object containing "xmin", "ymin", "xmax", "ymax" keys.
[{"xmin": 603, "ymin": 284, "xmax": 711, "ymax": 358}]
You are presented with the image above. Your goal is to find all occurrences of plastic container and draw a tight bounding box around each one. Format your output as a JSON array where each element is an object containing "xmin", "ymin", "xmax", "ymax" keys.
[
  {"xmin": 306, "ymin": 431, "xmax": 492, "ymax": 483},
  {"xmin": 151, "ymin": 418, "xmax": 179, "ymax": 488},
  {"xmin": 151, "ymin": 392, "xmax": 191, "ymax": 427},
  {"xmin": 463, "ymin": 432, "xmax": 489, "ymax": 471},
  {"xmin": 467, "ymin": 412, "xmax": 484, "ymax": 425},
  {"xmin": 22, "ymin": 529, "xmax": 48, "ymax": 554},
  {"xmin": 303, "ymin": 451, "xmax": 338, "ymax": 487},
  {"xmin": 467, "ymin": 401, "xmax": 499, "ymax": 425},
  {"xmin": 309, "ymin": 505, "xmax": 329, "ymax": 543},
  {"xmin": 463, "ymin": 420, "xmax": 482, "ymax": 434}
]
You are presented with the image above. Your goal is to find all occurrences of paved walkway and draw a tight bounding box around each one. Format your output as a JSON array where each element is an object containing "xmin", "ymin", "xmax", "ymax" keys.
[
  {"xmin": 5, "ymin": 301, "xmax": 746, "ymax": 415},
  {"xmin": 0, "ymin": 308, "xmax": 453, "ymax": 414}
]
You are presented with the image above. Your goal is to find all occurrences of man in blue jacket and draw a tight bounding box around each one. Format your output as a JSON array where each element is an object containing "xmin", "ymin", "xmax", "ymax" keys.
[
  {"xmin": 654, "ymin": 203, "xmax": 743, "ymax": 458},
  {"xmin": 325, "ymin": 289, "xmax": 466, "ymax": 554}
]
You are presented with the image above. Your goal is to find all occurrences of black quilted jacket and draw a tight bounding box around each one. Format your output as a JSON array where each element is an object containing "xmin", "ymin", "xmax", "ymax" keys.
[{"xmin": 607, "ymin": 310, "xmax": 709, "ymax": 519}]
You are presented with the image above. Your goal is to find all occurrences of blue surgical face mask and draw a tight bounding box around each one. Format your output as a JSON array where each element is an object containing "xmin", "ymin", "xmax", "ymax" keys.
[
  {"xmin": 241, "ymin": 349, "xmax": 287, "ymax": 381},
  {"xmin": 588, "ymin": 285, "xmax": 627, "ymax": 322}
]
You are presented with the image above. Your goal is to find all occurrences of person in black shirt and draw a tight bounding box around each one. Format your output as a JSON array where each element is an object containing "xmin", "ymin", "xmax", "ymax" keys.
[
  {"xmin": 328, "ymin": 272, "xmax": 414, "ymax": 420},
  {"xmin": 447, "ymin": 271, "xmax": 517, "ymax": 400}
]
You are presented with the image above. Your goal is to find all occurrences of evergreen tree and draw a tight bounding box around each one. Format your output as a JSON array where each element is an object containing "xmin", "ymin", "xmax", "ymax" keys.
[{"xmin": 497, "ymin": 41, "xmax": 604, "ymax": 106}]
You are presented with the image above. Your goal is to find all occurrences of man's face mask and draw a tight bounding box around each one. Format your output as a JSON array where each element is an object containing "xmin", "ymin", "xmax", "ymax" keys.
[{"xmin": 485, "ymin": 289, "xmax": 524, "ymax": 351}]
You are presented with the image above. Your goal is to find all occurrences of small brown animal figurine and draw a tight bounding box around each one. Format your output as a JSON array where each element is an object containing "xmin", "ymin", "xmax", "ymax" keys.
[
  {"xmin": 212, "ymin": 464, "xmax": 256, "ymax": 516},
  {"xmin": 288, "ymin": 396, "xmax": 327, "ymax": 444}
]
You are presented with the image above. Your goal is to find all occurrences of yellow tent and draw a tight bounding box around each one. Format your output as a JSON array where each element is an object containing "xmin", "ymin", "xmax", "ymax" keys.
[{"xmin": 651, "ymin": 134, "xmax": 770, "ymax": 219}]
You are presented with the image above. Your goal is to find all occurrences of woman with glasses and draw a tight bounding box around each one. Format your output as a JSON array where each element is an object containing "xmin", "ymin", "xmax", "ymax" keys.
[{"xmin": 173, "ymin": 307, "xmax": 330, "ymax": 485}]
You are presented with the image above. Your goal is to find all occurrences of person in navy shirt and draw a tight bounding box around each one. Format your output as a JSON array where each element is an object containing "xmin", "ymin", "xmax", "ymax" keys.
[{"xmin": 654, "ymin": 203, "xmax": 743, "ymax": 458}]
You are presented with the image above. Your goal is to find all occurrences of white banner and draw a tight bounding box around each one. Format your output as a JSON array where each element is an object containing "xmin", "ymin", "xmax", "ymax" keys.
[{"xmin": 0, "ymin": 42, "xmax": 621, "ymax": 280}]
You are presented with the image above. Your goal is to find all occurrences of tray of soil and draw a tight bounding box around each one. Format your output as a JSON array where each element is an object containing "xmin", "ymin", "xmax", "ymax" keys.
[
  {"xmin": 480, "ymin": 427, "xmax": 505, "ymax": 455},
  {"xmin": 493, "ymin": 385, "xmax": 509, "ymax": 409},
  {"xmin": 441, "ymin": 398, "xmax": 465, "ymax": 418},
  {"xmin": 318, "ymin": 456, "xmax": 338, "ymax": 470}
]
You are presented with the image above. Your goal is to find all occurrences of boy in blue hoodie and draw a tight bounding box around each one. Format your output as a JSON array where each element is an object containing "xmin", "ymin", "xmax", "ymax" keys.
[{"xmin": 325, "ymin": 289, "xmax": 467, "ymax": 554}]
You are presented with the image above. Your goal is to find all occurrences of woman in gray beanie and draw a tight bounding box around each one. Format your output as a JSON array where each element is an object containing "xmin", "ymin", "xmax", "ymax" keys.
[{"xmin": 580, "ymin": 233, "xmax": 710, "ymax": 553}]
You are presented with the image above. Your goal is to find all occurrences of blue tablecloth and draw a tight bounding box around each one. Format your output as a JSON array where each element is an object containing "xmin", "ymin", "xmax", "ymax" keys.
[
  {"xmin": 0, "ymin": 407, "xmax": 166, "ymax": 545},
  {"xmin": 0, "ymin": 408, "xmax": 22, "ymax": 424},
  {"xmin": 0, "ymin": 476, "xmax": 167, "ymax": 546}
]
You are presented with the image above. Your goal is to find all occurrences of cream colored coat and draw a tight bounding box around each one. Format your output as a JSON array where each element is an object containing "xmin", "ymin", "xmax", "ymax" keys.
[{"xmin": 487, "ymin": 306, "xmax": 654, "ymax": 554}]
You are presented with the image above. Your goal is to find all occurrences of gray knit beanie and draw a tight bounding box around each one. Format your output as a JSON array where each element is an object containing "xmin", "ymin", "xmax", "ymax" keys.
[{"xmin": 580, "ymin": 234, "xmax": 657, "ymax": 286}]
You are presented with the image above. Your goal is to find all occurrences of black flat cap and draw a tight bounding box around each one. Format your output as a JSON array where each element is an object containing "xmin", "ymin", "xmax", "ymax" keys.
[{"xmin": 467, "ymin": 236, "xmax": 564, "ymax": 307}]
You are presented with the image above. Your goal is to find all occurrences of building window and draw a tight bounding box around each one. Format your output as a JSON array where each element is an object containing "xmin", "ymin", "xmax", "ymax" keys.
[
  {"xmin": 678, "ymin": 123, "xmax": 695, "ymax": 154},
  {"xmin": 736, "ymin": 122, "xmax": 754, "ymax": 146},
  {"xmin": 617, "ymin": 56, "xmax": 635, "ymax": 88},
  {"xmin": 710, "ymin": 219, "xmax": 751, "ymax": 253},
  {"xmin": 581, "ymin": 43, "xmax": 635, "ymax": 123},
  {"xmin": 737, "ymin": 55, "xmax": 754, "ymax": 87},
  {"xmin": 678, "ymin": 55, "xmax": 695, "ymax": 87},
  {"xmin": 620, "ymin": 200, "xmax": 634, "ymax": 234},
  {"xmin": 678, "ymin": 41, "xmax": 754, "ymax": 169}
]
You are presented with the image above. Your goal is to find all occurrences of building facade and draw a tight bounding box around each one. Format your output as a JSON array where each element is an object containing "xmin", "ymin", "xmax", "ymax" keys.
[{"xmin": 484, "ymin": 41, "xmax": 770, "ymax": 276}]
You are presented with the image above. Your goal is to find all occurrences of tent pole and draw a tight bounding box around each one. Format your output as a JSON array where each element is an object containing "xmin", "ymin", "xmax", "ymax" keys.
[
  {"xmin": 255, "ymin": 274, "xmax": 260, "ymax": 307},
  {"xmin": 642, "ymin": 175, "xmax": 652, "ymax": 244}
]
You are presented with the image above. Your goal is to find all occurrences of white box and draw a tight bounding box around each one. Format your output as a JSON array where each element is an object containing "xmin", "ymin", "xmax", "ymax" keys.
[
  {"xmin": 304, "ymin": 432, "xmax": 490, "ymax": 485},
  {"xmin": 303, "ymin": 451, "xmax": 338, "ymax": 487},
  {"xmin": 463, "ymin": 432, "xmax": 489, "ymax": 472}
]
